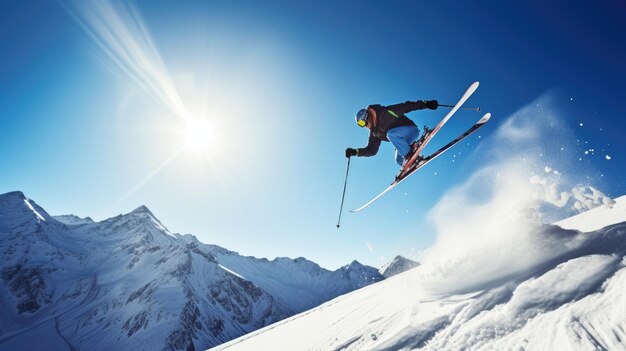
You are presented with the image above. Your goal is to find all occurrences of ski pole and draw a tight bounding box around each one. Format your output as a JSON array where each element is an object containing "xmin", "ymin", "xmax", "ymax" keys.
[
  {"xmin": 336, "ymin": 157, "xmax": 351, "ymax": 228},
  {"xmin": 439, "ymin": 104, "xmax": 481, "ymax": 112}
]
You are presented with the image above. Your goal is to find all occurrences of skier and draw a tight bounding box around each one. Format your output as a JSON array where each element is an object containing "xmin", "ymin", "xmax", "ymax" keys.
[{"xmin": 345, "ymin": 100, "xmax": 438, "ymax": 167}]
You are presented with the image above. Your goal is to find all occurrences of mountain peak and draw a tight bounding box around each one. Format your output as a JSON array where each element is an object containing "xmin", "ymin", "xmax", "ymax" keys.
[
  {"xmin": 1, "ymin": 190, "xmax": 26, "ymax": 199},
  {"xmin": 345, "ymin": 260, "xmax": 365, "ymax": 270},
  {"xmin": 0, "ymin": 191, "xmax": 51, "ymax": 227},
  {"xmin": 130, "ymin": 205, "xmax": 153, "ymax": 215},
  {"xmin": 120, "ymin": 205, "xmax": 171, "ymax": 236},
  {"xmin": 379, "ymin": 255, "xmax": 420, "ymax": 278}
]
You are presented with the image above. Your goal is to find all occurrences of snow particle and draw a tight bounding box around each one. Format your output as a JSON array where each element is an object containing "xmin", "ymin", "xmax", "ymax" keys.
[
  {"xmin": 579, "ymin": 123, "xmax": 583, "ymax": 127},
  {"xmin": 544, "ymin": 166, "xmax": 552, "ymax": 173},
  {"xmin": 606, "ymin": 155, "xmax": 612, "ymax": 160}
]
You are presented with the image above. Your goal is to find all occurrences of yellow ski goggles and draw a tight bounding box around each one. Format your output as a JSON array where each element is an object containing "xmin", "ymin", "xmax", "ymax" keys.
[{"xmin": 355, "ymin": 109, "xmax": 368, "ymax": 127}]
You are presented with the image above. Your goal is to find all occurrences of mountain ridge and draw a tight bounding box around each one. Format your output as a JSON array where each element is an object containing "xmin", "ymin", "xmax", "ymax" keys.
[{"xmin": 0, "ymin": 191, "xmax": 383, "ymax": 350}]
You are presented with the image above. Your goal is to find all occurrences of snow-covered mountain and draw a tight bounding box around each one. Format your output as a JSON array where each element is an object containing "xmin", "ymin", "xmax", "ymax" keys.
[
  {"xmin": 379, "ymin": 255, "xmax": 420, "ymax": 278},
  {"xmin": 179, "ymin": 239, "xmax": 383, "ymax": 313},
  {"xmin": 0, "ymin": 191, "xmax": 382, "ymax": 350},
  {"xmin": 213, "ymin": 196, "xmax": 626, "ymax": 351}
]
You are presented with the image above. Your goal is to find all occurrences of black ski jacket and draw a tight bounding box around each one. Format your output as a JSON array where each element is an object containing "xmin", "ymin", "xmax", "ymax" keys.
[{"xmin": 356, "ymin": 100, "xmax": 429, "ymax": 157}]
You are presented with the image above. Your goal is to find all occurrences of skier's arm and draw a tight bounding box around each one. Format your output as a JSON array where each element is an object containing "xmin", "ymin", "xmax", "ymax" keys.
[
  {"xmin": 356, "ymin": 133, "xmax": 381, "ymax": 157},
  {"xmin": 387, "ymin": 100, "xmax": 437, "ymax": 115}
]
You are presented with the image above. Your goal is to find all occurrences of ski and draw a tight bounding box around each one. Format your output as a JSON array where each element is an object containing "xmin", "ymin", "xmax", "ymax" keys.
[
  {"xmin": 350, "ymin": 113, "xmax": 491, "ymax": 212},
  {"xmin": 400, "ymin": 81, "xmax": 480, "ymax": 175}
]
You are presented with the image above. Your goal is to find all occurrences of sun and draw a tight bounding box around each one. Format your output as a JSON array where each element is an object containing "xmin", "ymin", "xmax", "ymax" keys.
[{"xmin": 182, "ymin": 118, "xmax": 213, "ymax": 152}]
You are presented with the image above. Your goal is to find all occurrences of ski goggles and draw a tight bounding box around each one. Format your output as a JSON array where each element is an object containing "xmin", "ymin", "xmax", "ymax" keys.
[{"xmin": 355, "ymin": 109, "xmax": 369, "ymax": 127}]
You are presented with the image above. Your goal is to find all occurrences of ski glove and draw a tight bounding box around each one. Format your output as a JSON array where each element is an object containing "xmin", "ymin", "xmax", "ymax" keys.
[
  {"xmin": 345, "ymin": 148, "xmax": 357, "ymax": 158},
  {"xmin": 425, "ymin": 100, "xmax": 438, "ymax": 110}
]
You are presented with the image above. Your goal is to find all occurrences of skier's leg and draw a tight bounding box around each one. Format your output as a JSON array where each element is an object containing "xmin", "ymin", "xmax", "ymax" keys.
[{"xmin": 387, "ymin": 126, "xmax": 420, "ymax": 165}]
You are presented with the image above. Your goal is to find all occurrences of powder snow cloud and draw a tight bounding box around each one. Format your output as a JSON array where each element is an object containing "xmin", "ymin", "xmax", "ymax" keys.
[{"xmin": 418, "ymin": 90, "xmax": 614, "ymax": 294}]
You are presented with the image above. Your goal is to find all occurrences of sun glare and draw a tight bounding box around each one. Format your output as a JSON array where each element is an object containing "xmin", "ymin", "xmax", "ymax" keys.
[{"xmin": 183, "ymin": 118, "xmax": 213, "ymax": 152}]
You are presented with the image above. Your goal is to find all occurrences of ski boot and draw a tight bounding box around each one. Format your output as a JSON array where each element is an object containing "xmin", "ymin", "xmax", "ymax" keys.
[
  {"xmin": 413, "ymin": 125, "xmax": 432, "ymax": 151},
  {"xmin": 395, "ymin": 153, "xmax": 425, "ymax": 181}
]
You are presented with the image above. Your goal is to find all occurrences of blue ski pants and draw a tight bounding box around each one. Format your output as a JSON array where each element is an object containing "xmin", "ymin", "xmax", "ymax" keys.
[{"xmin": 387, "ymin": 125, "xmax": 420, "ymax": 166}]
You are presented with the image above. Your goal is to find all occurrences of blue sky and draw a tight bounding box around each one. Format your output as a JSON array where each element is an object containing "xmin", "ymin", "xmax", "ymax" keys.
[{"xmin": 1, "ymin": 0, "xmax": 625, "ymax": 269}]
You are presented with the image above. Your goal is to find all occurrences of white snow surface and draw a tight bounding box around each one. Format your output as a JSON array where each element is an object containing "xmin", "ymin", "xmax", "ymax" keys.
[
  {"xmin": 213, "ymin": 197, "xmax": 626, "ymax": 351},
  {"xmin": 556, "ymin": 195, "xmax": 625, "ymax": 232}
]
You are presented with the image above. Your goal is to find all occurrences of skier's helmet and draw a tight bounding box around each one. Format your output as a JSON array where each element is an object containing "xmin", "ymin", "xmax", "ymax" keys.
[{"xmin": 355, "ymin": 108, "xmax": 369, "ymax": 127}]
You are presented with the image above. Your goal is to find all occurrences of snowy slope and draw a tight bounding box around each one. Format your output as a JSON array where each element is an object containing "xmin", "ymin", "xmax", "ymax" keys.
[
  {"xmin": 379, "ymin": 255, "xmax": 420, "ymax": 278},
  {"xmin": 555, "ymin": 195, "xmax": 626, "ymax": 232},
  {"xmin": 0, "ymin": 191, "xmax": 381, "ymax": 350},
  {"xmin": 212, "ymin": 196, "xmax": 626, "ymax": 351}
]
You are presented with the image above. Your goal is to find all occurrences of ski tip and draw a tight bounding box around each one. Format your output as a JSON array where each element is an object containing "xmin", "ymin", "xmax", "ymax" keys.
[
  {"xmin": 478, "ymin": 112, "xmax": 491, "ymax": 124},
  {"xmin": 465, "ymin": 81, "xmax": 480, "ymax": 96}
]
